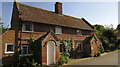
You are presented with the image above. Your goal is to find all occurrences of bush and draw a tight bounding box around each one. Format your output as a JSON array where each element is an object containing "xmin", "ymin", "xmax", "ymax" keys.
[
  {"xmin": 16, "ymin": 55, "xmax": 41, "ymax": 67},
  {"xmin": 2, "ymin": 55, "xmax": 41, "ymax": 67},
  {"xmin": 100, "ymin": 44, "xmax": 104, "ymax": 53},
  {"xmin": 2, "ymin": 63, "xmax": 14, "ymax": 67},
  {"xmin": 97, "ymin": 51, "xmax": 101, "ymax": 57},
  {"xmin": 58, "ymin": 55, "xmax": 69, "ymax": 65},
  {"xmin": 94, "ymin": 51, "xmax": 101, "ymax": 57}
]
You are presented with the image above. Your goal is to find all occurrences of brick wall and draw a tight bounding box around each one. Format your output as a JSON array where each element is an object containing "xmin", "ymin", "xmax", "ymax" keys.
[
  {"xmin": 1, "ymin": 30, "xmax": 16, "ymax": 64},
  {"xmin": 90, "ymin": 33, "xmax": 101, "ymax": 56}
]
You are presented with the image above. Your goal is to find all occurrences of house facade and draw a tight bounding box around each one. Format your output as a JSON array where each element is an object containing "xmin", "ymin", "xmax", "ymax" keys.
[{"xmin": 1, "ymin": 2, "xmax": 102, "ymax": 65}]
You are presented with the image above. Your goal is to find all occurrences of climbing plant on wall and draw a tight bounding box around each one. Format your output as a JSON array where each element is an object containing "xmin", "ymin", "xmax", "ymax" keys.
[
  {"xmin": 61, "ymin": 38, "xmax": 74, "ymax": 58},
  {"xmin": 29, "ymin": 35, "xmax": 42, "ymax": 65},
  {"xmin": 58, "ymin": 38, "xmax": 75, "ymax": 65}
]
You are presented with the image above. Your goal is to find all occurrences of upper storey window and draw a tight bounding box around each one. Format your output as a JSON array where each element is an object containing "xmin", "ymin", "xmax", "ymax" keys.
[
  {"xmin": 77, "ymin": 30, "xmax": 82, "ymax": 36},
  {"xmin": 22, "ymin": 23, "xmax": 34, "ymax": 32},
  {"xmin": 55, "ymin": 27, "xmax": 62, "ymax": 34}
]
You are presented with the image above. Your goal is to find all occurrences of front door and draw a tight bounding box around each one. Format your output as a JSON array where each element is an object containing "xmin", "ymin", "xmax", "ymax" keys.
[{"xmin": 47, "ymin": 41, "xmax": 55, "ymax": 65}]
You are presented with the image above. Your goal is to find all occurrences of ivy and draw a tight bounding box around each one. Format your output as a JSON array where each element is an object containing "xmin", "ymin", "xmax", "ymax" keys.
[{"xmin": 29, "ymin": 35, "xmax": 42, "ymax": 65}]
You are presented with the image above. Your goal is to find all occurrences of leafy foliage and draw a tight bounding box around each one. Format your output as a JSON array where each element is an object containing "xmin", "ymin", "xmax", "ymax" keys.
[
  {"xmin": 62, "ymin": 38, "xmax": 75, "ymax": 58},
  {"xmin": 0, "ymin": 17, "xmax": 9, "ymax": 34},
  {"xmin": 0, "ymin": 25, "xmax": 9, "ymax": 34},
  {"xmin": 94, "ymin": 51, "xmax": 101, "ymax": 57},
  {"xmin": 58, "ymin": 55, "xmax": 69, "ymax": 65},
  {"xmin": 29, "ymin": 35, "xmax": 42, "ymax": 65},
  {"xmin": 58, "ymin": 38, "xmax": 75, "ymax": 65},
  {"xmin": 2, "ymin": 55, "xmax": 41, "ymax": 67},
  {"xmin": 99, "ymin": 44, "xmax": 104, "ymax": 53},
  {"xmin": 93, "ymin": 24, "xmax": 118, "ymax": 51}
]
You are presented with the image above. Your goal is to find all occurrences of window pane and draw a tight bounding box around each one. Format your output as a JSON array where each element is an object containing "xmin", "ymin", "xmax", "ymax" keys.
[
  {"xmin": 22, "ymin": 47, "xmax": 27, "ymax": 54},
  {"xmin": 22, "ymin": 45, "xmax": 32, "ymax": 55},
  {"xmin": 77, "ymin": 30, "xmax": 82, "ymax": 36},
  {"xmin": 7, "ymin": 45, "xmax": 13, "ymax": 52},
  {"xmin": 55, "ymin": 27, "xmax": 62, "ymax": 34},
  {"xmin": 28, "ymin": 47, "xmax": 32, "ymax": 54},
  {"xmin": 26, "ymin": 25, "xmax": 32, "ymax": 31},
  {"xmin": 23, "ymin": 23, "xmax": 33, "ymax": 31}
]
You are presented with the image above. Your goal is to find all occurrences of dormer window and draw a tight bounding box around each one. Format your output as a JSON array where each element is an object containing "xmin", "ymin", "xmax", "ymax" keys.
[
  {"xmin": 77, "ymin": 30, "xmax": 82, "ymax": 36},
  {"xmin": 55, "ymin": 27, "xmax": 62, "ymax": 34},
  {"xmin": 22, "ymin": 23, "xmax": 34, "ymax": 32}
]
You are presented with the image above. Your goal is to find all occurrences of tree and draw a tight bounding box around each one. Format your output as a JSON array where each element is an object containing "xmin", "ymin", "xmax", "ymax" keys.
[
  {"xmin": 102, "ymin": 28, "xmax": 118, "ymax": 50},
  {"xmin": 0, "ymin": 17, "xmax": 9, "ymax": 34},
  {"xmin": 93, "ymin": 24, "xmax": 118, "ymax": 51},
  {"xmin": 0, "ymin": 25, "xmax": 9, "ymax": 34},
  {"xmin": 93, "ymin": 24, "xmax": 105, "ymax": 38}
]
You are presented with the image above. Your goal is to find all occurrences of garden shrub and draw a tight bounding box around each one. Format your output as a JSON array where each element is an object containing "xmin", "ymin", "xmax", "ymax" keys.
[
  {"xmin": 2, "ymin": 55, "xmax": 41, "ymax": 67},
  {"xmin": 100, "ymin": 44, "xmax": 104, "ymax": 53},
  {"xmin": 58, "ymin": 55, "xmax": 69, "ymax": 65},
  {"xmin": 14, "ymin": 55, "xmax": 41, "ymax": 67},
  {"xmin": 94, "ymin": 51, "xmax": 101, "ymax": 57},
  {"xmin": 58, "ymin": 38, "xmax": 74, "ymax": 65},
  {"xmin": 97, "ymin": 51, "xmax": 101, "ymax": 57}
]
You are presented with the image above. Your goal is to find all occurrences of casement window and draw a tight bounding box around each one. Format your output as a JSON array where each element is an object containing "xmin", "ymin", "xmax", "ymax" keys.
[
  {"xmin": 22, "ymin": 45, "xmax": 32, "ymax": 56},
  {"xmin": 22, "ymin": 23, "xmax": 34, "ymax": 32},
  {"xmin": 77, "ymin": 30, "xmax": 82, "ymax": 36},
  {"xmin": 55, "ymin": 27, "xmax": 62, "ymax": 34},
  {"xmin": 5, "ymin": 43, "xmax": 14, "ymax": 54},
  {"xmin": 77, "ymin": 43, "xmax": 83, "ymax": 52}
]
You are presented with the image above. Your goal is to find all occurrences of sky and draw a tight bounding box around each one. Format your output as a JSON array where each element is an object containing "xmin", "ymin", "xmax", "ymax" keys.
[{"xmin": 1, "ymin": 2, "xmax": 118, "ymax": 29}]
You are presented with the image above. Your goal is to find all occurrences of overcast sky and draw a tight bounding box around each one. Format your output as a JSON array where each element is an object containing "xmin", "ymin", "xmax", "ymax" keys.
[{"xmin": 1, "ymin": 2, "xmax": 118, "ymax": 29}]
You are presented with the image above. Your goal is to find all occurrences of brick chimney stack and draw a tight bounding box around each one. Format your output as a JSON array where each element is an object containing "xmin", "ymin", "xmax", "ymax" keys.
[{"xmin": 55, "ymin": 2, "xmax": 62, "ymax": 14}]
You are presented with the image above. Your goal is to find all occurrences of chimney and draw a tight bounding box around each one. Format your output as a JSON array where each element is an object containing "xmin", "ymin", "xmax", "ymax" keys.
[{"xmin": 55, "ymin": 2, "xmax": 62, "ymax": 14}]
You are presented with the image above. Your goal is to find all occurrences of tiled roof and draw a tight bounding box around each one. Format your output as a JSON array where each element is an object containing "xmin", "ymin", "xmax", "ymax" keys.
[{"xmin": 16, "ymin": 2, "xmax": 94, "ymax": 31}]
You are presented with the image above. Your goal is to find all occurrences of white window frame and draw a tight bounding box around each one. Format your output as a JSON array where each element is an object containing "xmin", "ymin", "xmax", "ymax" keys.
[
  {"xmin": 5, "ymin": 43, "xmax": 14, "ymax": 54},
  {"xmin": 55, "ymin": 27, "xmax": 62, "ymax": 34},
  {"xmin": 22, "ymin": 23, "xmax": 34, "ymax": 32},
  {"xmin": 77, "ymin": 30, "xmax": 82, "ymax": 36},
  {"xmin": 77, "ymin": 43, "xmax": 83, "ymax": 52},
  {"xmin": 22, "ymin": 45, "xmax": 32, "ymax": 56}
]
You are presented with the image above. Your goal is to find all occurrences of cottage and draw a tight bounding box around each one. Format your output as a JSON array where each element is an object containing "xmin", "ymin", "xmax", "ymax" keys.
[{"xmin": 1, "ymin": 2, "xmax": 102, "ymax": 65}]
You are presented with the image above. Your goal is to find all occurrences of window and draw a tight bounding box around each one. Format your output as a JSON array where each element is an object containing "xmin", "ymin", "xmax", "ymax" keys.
[
  {"xmin": 22, "ymin": 45, "xmax": 32, "ymax": 56},
  {"xmin": 55, "ymin": 27, "xmax": 62, "ymax": 34},
  {"xmin": 22, "ymin": 23, "xmax": 34, "ymax": 32},
  {"xmin": 77, "ymin": 43, "xmax": 83, "ymax": 52},
  {"xmin": 77, "ymin": 30, "xmax": 82, "ymax": 36},
  {"xmin": 60, "ymin": 44, "xmax": 63, "ymax": 53},
  {"xmin": 94, "ymin": 36, "xmax": 97, "ymax": 44},
  {"xmin": 5, "ymin": 43, "xmax": 14, "ymax": 54}
]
